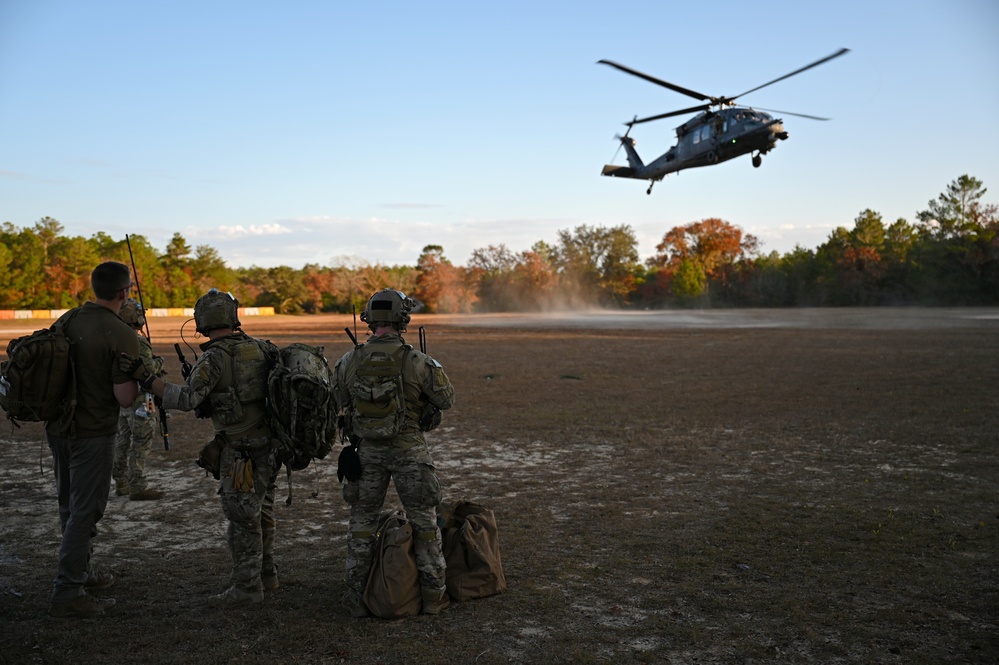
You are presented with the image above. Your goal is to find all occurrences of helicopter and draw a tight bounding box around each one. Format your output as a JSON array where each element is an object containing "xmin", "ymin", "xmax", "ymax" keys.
[{"xmin": 598, "ymin": 48, "xmax": 849, "ymax": 194}]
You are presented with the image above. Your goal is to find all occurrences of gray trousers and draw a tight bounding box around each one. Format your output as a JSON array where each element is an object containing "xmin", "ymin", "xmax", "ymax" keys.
[{"xmin": 47, "ymin": 431, "xmax": 115, "ymax": 602}]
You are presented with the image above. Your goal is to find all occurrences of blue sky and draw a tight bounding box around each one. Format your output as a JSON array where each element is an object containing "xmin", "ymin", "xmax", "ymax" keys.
[{"xmin": 2, "ymin": 1, "xmax": 997, "ymax": 269}]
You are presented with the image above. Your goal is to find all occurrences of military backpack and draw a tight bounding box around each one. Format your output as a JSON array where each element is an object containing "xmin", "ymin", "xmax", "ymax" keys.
[
  {"xmin": 267, "ymin": 343, "xmax": 336, "ymax": 471},
  {"xmin": 0, "ymin": 309, "xmax": 80, "ymax": 429},
  {"xmin": 347, "ymin": 344, "xmax": 412, "ymax": 441}
]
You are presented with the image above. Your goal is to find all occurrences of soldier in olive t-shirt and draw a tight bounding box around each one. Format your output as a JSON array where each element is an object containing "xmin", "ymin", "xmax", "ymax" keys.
[
  {"xmin": 46, "ymin": 261, "xmax": 140, "ymax": 621},
  {"xmin": 48, "ymin": 301, "xmax": 139, "ymax": 437}
]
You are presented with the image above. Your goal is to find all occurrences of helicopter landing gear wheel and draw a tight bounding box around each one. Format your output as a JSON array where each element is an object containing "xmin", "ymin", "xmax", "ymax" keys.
[
  {"xmin": 706, "ymin": 151, "xmax": 719, "ymax": 165},
  {"xmin": 752, "ymin": 154, "xmax": 762, "ymax": 168}
]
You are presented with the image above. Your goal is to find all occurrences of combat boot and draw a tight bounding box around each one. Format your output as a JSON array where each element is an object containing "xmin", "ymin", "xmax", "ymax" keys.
[
  {"xmin": 207, "ymin": 585, "xmax": 263, "ymax": 608},
  {"xmin": 261, "ymin": 573, "xmax": 279, "ymax": 592},
  {"xmin": 341, "ymin": 591, "xmax": 370, "ymax": 618},
  {"xmin": 421, "ymin": 588, "xmax": 450, "ymax": 615},
  {"xmin": 129, "ymin": 488, "xmax": 164, "ymax": 501},
  {"xmin": 48, "ymin": 594, "xmax": 116, "ymax": 620},
  {"xmin": 84, "ymin": 571, "xmax": 115, "ymax": 591},
  {"xmin": 114, "ymin": 482, "xmax": 130, "ymax": 497}
]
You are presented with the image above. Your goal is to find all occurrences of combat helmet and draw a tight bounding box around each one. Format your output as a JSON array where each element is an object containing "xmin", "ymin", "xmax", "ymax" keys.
[
  {"xmin": 118, "ymin": 297, "xmax": 146, "ymax": 329},
  {"xmin": 360, "ymin": 289, "xmax": 413, "ymax": 331},
  {"xmin": 194, "ymin": 288, "xmax": 241, "ymax": 335}
]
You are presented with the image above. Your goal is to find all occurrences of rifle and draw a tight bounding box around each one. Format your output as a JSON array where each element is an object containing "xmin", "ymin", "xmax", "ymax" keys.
[
  {"xmin": 126, "ymin": 234, "xmax": 169, "ymax": 451},
  {"xmin": 417, "ymin": 325, "xmax": 442, "ymax": 432},
  {"xmin": 174, "ymin": 343, "xmax": 194, "ymax": 380},
  {"xmin": 344, "ymin": 327, "xmax": 358, "ymax": 347},
  {"xmin": 344, "ymin": 304, "xmax": 362, "ymax": 348}
]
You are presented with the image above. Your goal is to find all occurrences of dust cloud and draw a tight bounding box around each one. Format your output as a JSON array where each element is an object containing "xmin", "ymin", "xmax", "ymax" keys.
[{"xmin": 447, "ymin": 307, "xmax": 999, "ymax": 330}]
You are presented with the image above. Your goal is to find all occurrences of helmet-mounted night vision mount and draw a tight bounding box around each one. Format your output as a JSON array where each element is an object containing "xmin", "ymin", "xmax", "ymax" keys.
[
  {"xmin": 360, "ymin": 289, "xmax": 414, "ymax": 331},
  {"xmin": 193, "ymin": 288, "xmax": 241, "ymax": 335}
]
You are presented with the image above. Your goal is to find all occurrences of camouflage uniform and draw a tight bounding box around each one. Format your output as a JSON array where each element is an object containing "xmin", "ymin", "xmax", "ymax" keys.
[
  {"xmin": 161, "ymin": 330, "xmax": 280, "ymax": 602},
  {"xmin": 334, "ymin": 328, "xmax": 455, "ymax": 613},
  {"xmin": 113, "ymin": 333, "xmax": 163, "ymax": 495}
]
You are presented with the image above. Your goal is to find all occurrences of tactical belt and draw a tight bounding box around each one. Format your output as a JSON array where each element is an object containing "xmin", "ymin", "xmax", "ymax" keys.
[{"xmin": 219, "ymin": 425, "xmax": 271, "ymax": 451}]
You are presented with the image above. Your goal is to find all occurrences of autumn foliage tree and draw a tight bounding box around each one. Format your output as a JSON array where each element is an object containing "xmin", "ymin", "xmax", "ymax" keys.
[
  {"xmin": 648, "ymin": 218, "xmax": 759, "ymax": 304},
  {"xmin": 553, "ymin": 224, "xmax": 641, "ymax": 306},
  {"xmin": 2, "ymin": 175, "xmax": 996, "ymax": 311},
  {"xmin": 414, "ymin": 245, "xmax": 477, "ymax": 313},
  {"xmin": 814, "ymin": 210, "xmax": 887, "ymax": 305},
  {"xmin": 468, "ymin": 242, "xmax": 560, "ymax": 312}
]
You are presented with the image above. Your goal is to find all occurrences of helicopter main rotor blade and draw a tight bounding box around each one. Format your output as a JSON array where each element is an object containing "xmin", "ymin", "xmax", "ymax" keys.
[
  {"xmin": 729, "ymin": 48, "xmax": 849, "ymax": 102},
  {"xmin": 598, "ymin": 59, "xmax": 713, "ymax": 103},
  {"xmin": 628, "ymin": 104, "xmax": 713, "ymax": 126},
  {"xmin": 751, "ymin": 106, "xmax": 833, "ymax": 121}
]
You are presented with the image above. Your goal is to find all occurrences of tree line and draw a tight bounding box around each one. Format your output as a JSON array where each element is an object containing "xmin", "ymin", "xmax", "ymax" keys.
[{"xmin": 2, "ymin": 175, "xmax": 996, "ymax": 312}]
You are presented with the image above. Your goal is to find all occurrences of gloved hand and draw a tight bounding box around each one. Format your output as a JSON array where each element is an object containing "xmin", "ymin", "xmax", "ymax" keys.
[
  {"xmin": 119, "ymin": 353, "xmax": 152, "ymax": 382},
  {"xmin": 337, "ymin": 444, "xmax": 362, "ymax": 483}
]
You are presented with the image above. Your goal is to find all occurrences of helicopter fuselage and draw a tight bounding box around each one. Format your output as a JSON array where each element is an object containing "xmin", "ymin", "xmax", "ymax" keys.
[{"xmin": 602, "ymin": 107, "xmax": 788, "ymax": 183}]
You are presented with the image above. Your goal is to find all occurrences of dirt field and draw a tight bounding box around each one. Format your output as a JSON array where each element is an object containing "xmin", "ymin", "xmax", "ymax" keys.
[{"xmin": 1, "ymin": 309, "xmax": 997, "ymax": 664}]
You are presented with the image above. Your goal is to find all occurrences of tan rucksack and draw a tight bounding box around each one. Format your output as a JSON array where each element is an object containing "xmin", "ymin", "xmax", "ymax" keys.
[
  {"xmin": 363, "ymin": 510, "xmax": 421, "ymax": 619},
  {"xmin": 440, "ymin": 500, "xmax": 507, "ymax": 602}
]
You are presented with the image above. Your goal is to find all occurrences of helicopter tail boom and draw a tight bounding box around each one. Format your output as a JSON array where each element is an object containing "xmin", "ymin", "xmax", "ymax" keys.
[
  {"xmin": 602, "ymin": 134, "xmax": 650, "ymax": 180},
  {"xmin": 601, "ymin": 164, "xmax": 637, "ymax": 178},
  {"xmin": 618, "ymin": 135, "xmax": 645, "ymax": 170}
]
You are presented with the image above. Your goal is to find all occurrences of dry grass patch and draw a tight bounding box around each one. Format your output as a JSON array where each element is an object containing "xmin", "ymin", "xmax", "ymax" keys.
[{"xmin": 1, "ymin": 311, "xmax": 997, "ymax": 664}]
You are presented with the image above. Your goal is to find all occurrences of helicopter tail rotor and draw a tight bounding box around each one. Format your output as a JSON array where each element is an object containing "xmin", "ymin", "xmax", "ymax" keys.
[{"xmin": 609, "ymin": 137, "xmax": 625, "ymax": 165}]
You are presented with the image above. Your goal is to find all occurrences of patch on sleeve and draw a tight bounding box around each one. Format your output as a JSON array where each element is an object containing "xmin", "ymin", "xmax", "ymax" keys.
[{"xmin": 432, "ymin": 366, "xmax": 448, "ymax": 390}]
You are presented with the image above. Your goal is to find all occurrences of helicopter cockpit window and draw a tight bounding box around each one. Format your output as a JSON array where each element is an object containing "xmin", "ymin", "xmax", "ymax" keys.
[{"xmin": 701, "ymin": 125, "xmax": 712, "ymax": 141}]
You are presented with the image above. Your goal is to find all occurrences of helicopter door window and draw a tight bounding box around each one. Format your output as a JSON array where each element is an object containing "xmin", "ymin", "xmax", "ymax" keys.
[{"xmin": 701, "ymin": 126, "xmax": 712, "ymax": 141}]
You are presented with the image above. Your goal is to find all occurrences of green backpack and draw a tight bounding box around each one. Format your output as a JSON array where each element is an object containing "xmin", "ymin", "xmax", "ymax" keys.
[
  {"xmin": 0, "ymin": 309, "xmax": 79, "ymax": 429},
  {"xmin": 348, "ymin": 345, "xmax": 412, "ymax": 441},
  {"xmin": 267, "ymin": 343, "xmax": 336, "ymax": 471}
]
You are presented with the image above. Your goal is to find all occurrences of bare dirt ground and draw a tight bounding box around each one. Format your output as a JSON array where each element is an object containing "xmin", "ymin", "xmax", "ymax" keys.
[{"xmin": 1, "ymin": 308, "xmax": 997, "ymax": 664}]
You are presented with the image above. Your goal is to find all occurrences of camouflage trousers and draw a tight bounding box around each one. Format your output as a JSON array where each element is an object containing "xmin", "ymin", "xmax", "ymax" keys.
[
  {"xmin": 342, "ymin": 440, "xmax": 445, "ymax": 603},
  {"xmin": 219, "ymin": 443, "xmax": 278, "ymax": 594},
  {"xmin": 113, "ymin": 402, "xmax": 155, "ymax": 492}
]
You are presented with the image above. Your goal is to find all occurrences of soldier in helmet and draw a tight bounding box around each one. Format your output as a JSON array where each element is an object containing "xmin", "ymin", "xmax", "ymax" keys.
[
  {"xmin": 333, "ymin": 288, "xmax": 456, "ymax": 617},
  {"xmin": 112, "ymin": 298, "xmax": 165, "ymax": 501},
  {"xmin": 119, "ymin": 288, "xmax": 282, "ymax": 607}
]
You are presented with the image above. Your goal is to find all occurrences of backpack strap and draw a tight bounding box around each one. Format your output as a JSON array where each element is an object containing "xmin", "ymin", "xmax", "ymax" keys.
[{"xmin": 51, "ymin": 306, "xmax": 83, "ymax": 438}]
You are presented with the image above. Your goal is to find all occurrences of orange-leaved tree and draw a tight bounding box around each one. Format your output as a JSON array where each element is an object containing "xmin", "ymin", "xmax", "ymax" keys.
[
  {"xmin": 649, "ymin": 218, "xmax": 758, "ymax": 300},
  {"xmin": 414, "ymin": 245, "xmax": 477, "ymax": 313}
]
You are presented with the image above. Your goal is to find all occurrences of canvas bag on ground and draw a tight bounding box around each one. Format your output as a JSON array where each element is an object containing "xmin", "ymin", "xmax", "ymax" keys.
[
  {"xmin": 363, "ymin": 509, "xmax": 421, "ymax": 618},
  {"xmin": 440, "ymin": 499, "xmax": 507, "ymax": 602}
]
